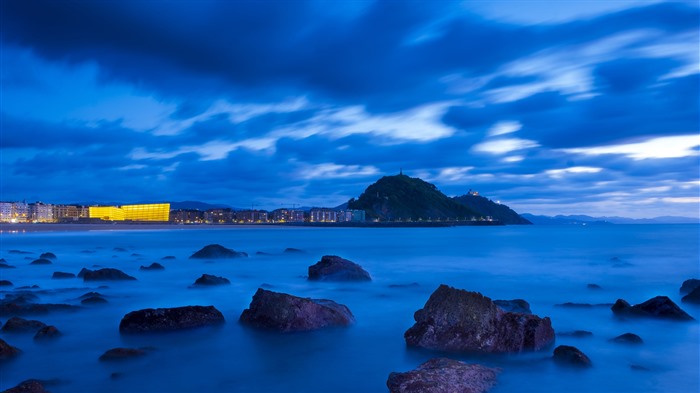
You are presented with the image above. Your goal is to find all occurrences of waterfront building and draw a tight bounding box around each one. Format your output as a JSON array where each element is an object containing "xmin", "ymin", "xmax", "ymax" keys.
[
  {"xmin": 29, "ymin": 202, "xmax": 54, "ymax": 222},
  {"xmin": 271, "ymin": 209, "xmax": 305, "ymax": 223},
  {"xmin": 309, "ymin": 208, "xmax": 338, "ymax": 222},
  {"xmin": 171, "ymin": 209, "xmax": 205, "ymax": 224},
  {"xmin": 235, "ymin": 210, "xmax": 268, "ymax": 223},
  {"xmin": 0, "ymin": 201, "xmax": 29, "ymax": 223},
  {"xmin": 204, "ymin": 208, "xmax": 234, "ymax": 224},
  {"xmin": 53, "ymin": 205, "xmax": 89, "ymax": 222},
  {"xmin": 337, "ymin": 209, "xmax": 366, "ymax": 222},
  {"xmin": 88, "ymin": 203, "xmax": 170, "ymax": 222}
]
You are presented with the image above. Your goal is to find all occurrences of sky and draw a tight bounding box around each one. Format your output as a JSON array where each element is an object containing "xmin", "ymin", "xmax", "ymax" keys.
[{"xmin": 1, "ymin": 0, "xmax": 699, "ymax": 219}]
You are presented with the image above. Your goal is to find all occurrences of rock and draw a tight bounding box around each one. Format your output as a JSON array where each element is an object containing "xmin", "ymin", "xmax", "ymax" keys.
[
  {"xmin": 77, "ymin": 268, "xmax": 91, "ymax": 278},
  {"xmin": 3, "ymin": 293, "xmax": 39, "ymax": 304},
  {"xmin": 39, "ymin": 252, "xmax": 57, "ymax": 260},
  {"xmin": 239, "ymin": 288, "xmax": 354, "ymax": 332},
  {"xmin": 494, "ymin": 299, "xmax": 531, "ymax": 314},
  {"xmin": 0, "ymin": 302, "xmax": 80, "ymax": 316},
  {"xmin": 0, "ymin": 263, "xmax": 16, "ymax": 269},
  {"xmin": 404, "ymin": 285, "xmax": 555, "ymax": 353},
  {"xmin": 0, "ymin": 280, "xmax": 12, "ymax": 286},
  {"xmin": 82, "ymin": 268, "xmax": 136, "ymax": 281},
  {"xmin": 255, "ymin": 251, "xmax": 271, "ymax": 256},
  {"xmin": 630, "ymin": 364, "xmax": 650, "ymax": 371},
  {"xmin": 9, "ymin": 250, "xmax": 32, "ymax": 254},
  {"xmin": 553, "ymin": 345, "xmax": 592, "ymax": 367},
  {"xmin": 0, "ymin": 258, "xmax": 5, "ymax": 263},
  {"xmin": 558, "ymin": 330, "xmax": 593, "ymax": 337},
  {"xmin": 611, "ymin": 296, "xmax": 694, "ymax": 321},
  {"xmin": 161, "ymin": 256, "xmax": 176, "ymax": 260},
  {"xmin": 51, "ymin": 272, "xmax": 75, "ymax": 279},
  {"xmin": 131, "ymin": 253, "xmax": 142, "ymax": 257},
  {"xmin": 34, "ymin": 325, "xmax": 61, "ymax": 340},
  {"xmin": 1, "ymin": 380, "xmax": 49, "ymax": 393},
  {"xmin": 119, "ymin": 305, "xmax": 225, "ymax": 333},
  {"xmin": 388, "ymin": 282, "xmax": 420, "ymax": 288},
  {"xmin": 81, "ymin": 296, "xmax": 108, "ymax": 305},
  {"xmin": 193, "ymin": 274, "xmax": 230, "ymax": 286},
  {"xmin": 283, "ymin": 248, "xmax": 304, "ymax": 253},
  {"xmin": 556, "ymin": 302, "xmax": 593, "ymax": 308},
  {"xmin": 78, "ymin": 292, "xmax": 103, "ymax": 299},
  {"xmin": 610, "ymin": 333, "xmax": 643, "ymax": 344},
  {"xmin": 587, "ymin": 283, "xmax": 602, "ymax": 289},
  {"xmin": 308, "ymin": 255, "xmax": 371, "ymax": 281},
  {"xmin": 680, "ymin": 278, "xmax": 700, "ymax": 294},
  {"xmin": 0, "ymin": 338, "xmax": 21, "ymax": 360},
  {"xmin": 682, "ymin": 287, "xmax": 700, "ymax": 304},
  {"xmin": 99, "ymin": 347, "xmax": 147, "ymax": 361},
  {"xmin": 386, "ymin": 358, "xmax": 499, "ymax": 393},
  {"xmin": 189, "ymin": 244, "xmax": 247, "ymax": 259},
  {"xmin": 29, "ymin": 258, "xmax": 52, "ymax": 265},
  {"xmin": 1, "ymin": 317, "xmax": 47, "ymax": 333},
  {"xmin": 113, "ymin": 247, "xmax": 128, "ymax": 252},
  {"xmin": 140, "ymin": 262, "xmax": 165, "ymax": 271}
]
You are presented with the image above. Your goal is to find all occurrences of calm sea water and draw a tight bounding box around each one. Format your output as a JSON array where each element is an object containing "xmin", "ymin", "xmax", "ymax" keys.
[{"xmin": 0, "ymin": 224, "xmax": 698, "ymax": 393}]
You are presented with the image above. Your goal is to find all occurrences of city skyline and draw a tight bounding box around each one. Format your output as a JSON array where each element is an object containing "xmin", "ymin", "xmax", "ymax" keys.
[{"xmin": 2, "ymin": 0, "xmax": 699, "ymax": 219}]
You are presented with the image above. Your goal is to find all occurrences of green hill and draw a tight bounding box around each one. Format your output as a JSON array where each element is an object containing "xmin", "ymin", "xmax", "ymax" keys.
[
  {"xmin": 452, "ymin": 193, "xmax": 531, "ymax": 225},
  {"xmin": 347, "ymin": 174, "xmax": 481, "ymax": 221}
]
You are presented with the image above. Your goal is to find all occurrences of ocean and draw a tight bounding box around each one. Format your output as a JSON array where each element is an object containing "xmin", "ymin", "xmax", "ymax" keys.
[{"xmin": 0, "ymin": 224, "xmax": 698, "ymax": 392}]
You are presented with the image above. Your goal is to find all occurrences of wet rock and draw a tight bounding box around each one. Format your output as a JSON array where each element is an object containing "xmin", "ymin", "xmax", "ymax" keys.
[
  {"xmin": 388, "ymin": 282, "xmax": 420, "ymax": 288},
  {"xmin": 630, "ymin": 364, "xmax": 650, "ymax": 371},
  {"xmin": 587, "ymin": 283, "xmax": 602, "ymax": 289},
  {"xmin": 99, "ymin": 347, "xmax": 146, "ymax": 361},
  {"xmin": 51, "ymin": 272, "xmax": 75, "ymax": 279},
  {"xmin": 119, "ymin": 305, "xmax": 225, "ymax": 333},
  {"xmin": 682, "ymin": 287, "xmax": 700, "ymax": 304},
  {"xmin": 308, "ymin": 255, "xmax": 371, "ymax": 281},
  {"xmin": 610, "ymin": 333, "xmax": 643, "ymax": 344},
  {"xmin": 0, "ymin": 262, "xmax": 16, "ymax": 269},
  {"xmin": 189, "ymin": 244, "xmax": 247, "ymax": 259},
  {"xmin": 113, "ymin": 247, "xmax": 128, "ymax": 252},
  {"xmin": 81, "ymin": 296, "xmax": 108, "ymax": 305},
  {"xmin": 0, "ymin": 302, "xmax": 80, "ymax": 316},
  {"xmin": 0, "ymin": 258, "xmax": 5, "ymax": 263},
  {"xmin": 1, "ymin": 380, "xmax": 49, "ymax": 393},
  {"xmin": 240, "ymin": 288, "xmax": 354, "ymax": 332},
  {"xmin": 82, "ymin": 268, "xmax": 136, "ymax": 281},
  {"xmin": 0, "ymin": 338, "xmax": 21, "ymax": 360},
  {"xmin": 255, "ymin": 251, "xmax": 271, "ymax": 256},
  {"xmin": 0, "ymin": 280, "xmax": 12, "ymax": 286},
  {"xmin": 39, "ymin": 252, "xmax": 57, "ymax": 260},
  {"xmin": 77, "ymin": 268, "xmax": 91, "ymax": 278},
  {"xmin": 558, "ymin": 330, "xmax": 593, "ymax": 338},
  {"xmin": 3, "ymin": 293, "xmax": 39, "ymax": 304},
  {"xmin": 34, "ymin": 325, "xmax": 61, "ymax": 340},
  {"xmin": 29, "ymin": 258, "xmax": 52, "ymax": 265},
  {"xmin": 404, "ymin": 285, "xmax": 555, "ymax": 353},
  {"xmin": 193, "ymin": 274, "xmax": 230, "ymax": 286},
  {"xmin": 387, "ymin": 358, "xmax": 499, "ymax": 393},
  {"xmin": 139, "ymin": 262, "xmax": 165, "ymax": 271},
  {"xmin": 494, "ymin": 299, "xmax": 531, "ymax": 314},
  {"xmin": 9, "ymin": 250, "xmax": 32, "ymax": 255},
  {"xmin": 1, "ymin": 317, "xmax": 47, "ymax": 333},
  {"xmin": 130, "ymin": 253, "xmax": 142, "ymax": 257},
  {"xmin": 283, "ymin": 248, "xmax": 304, "ymax": 253},
  {"xmin": 611, "ymin": 296, "xmax": 694, "ymax": 321},
  {"xmin": 161, "ymin": 256, "xmax": 176, "ymax": 260},
  {"xmin": 553, "ymin": 345, "xmax": 592, "ymax": 367},
  {"xmin": 680, "ymin": 278, "xmax": 700, "ymax": 294}
]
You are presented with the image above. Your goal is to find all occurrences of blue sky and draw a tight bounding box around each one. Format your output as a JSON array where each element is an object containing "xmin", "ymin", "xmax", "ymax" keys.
[{"xmin": 1, "ymin": 0, "xmax": 698, "ymax": 218}]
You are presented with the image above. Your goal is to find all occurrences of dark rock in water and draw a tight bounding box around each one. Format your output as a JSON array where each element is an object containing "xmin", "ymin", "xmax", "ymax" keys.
[
  {"xmin": 386, "ymin": 358, "xmax": 499, "ymax": 393},
  {"xmin": 558, "ymin": 330, "xmax": 593, "ymax": 338},
  {"xmin": 39, "ymin": 252, "xmax": 57, "ymax": 260},
  {"xmin": 0, "ymin": 258, "xmax": 5, "ymax": 263},
  {"xmin": 0, "ymin": 262, "xmax": 16, "ymax": 269},
  {"xmin": 682, "ymin": 287, "xmax": 700, "ymax": 304},
  {"xmin": 308, "ymin": 255, "xmax": 371, "ymax": 282},
  {"xmin": 34, "ymin": 325, "xmax": 61, "ymax": 340},
  {"xmin": 130, "ymin": 253, "xmax": 142, "ymax": 257},
  {"xmin": 0, "ymin": 302, "xmax": 81, "ymax": 316},
  {"xmin": 77, "ymin": 268, "xmax": 91, "ymax": 278},
  {"xmin": 81, "ymin": 296, "xmax": 108, "ymax": 305},
  {"xmin": 553, "ymin": 345, "xmax": 592, "ymax": 367},
  {"xmin": 240, "ymin": 288, "xmax": 354, "ymax": 332},
  {"xmin": 15, "ymin": 285, "xmax": 40, "ymax": 290},
  {"xmin": 83, "ymin": 268, "xmax": 136, "ymax": 281},
  {"xmin": 255, "ymin": 251, "xmax": 271, "ymax": 256},
  {"xmin": 610, "ymin": 332, "xmax": 643, "ymax": 344},
  {"xmin": 161, "ymin": 256, "xmax": 176, "ymax": 260},
  {"xmin": 283, "ymin": 247, "xmax": 304, "ymax": 253},
  {"xmin": 3, "ymin": 293, "xmax": 39, "ymax": 304},
  {"xmin": 51, "ymin": 272, "xmax": 75, "ymax": 279},
  {"xmin": 78, "ymin": 291, "xmax": 104, "ymax": 300},
  {"xmin": 193, "ymin": 274, "xmax": 230, "ymax": 286},
  {"xmin": 494, "ymin": 299, "xmax": 531, "ymax": 314},
  {"xmin": 388, "ymin": 282, "xmax": 420, "ymax": 288},
  {"xmin": 99, "ymin": 347, "xmax": 147, "ymax": 361},
  {"xmin": 119, "ymin": 305, "xmax": 225, "ymax": 333},
  {"xmin": 2, "ymin": 317, "xmax": 47, "ymax": 333},
  {"xmin": 0, "ymin": 338, "xmax": 21, "ymax": 360},
  {"xmin": 611, "ymin": 296, "xmax": 694, "ymax": 321},
  {"xmin": 29, "ymin": 258, "xmax": 52, "ymax": 265},
  {"xmin": 113, "ymin": 247, "xmax": 128, "ymax": 252},
  {"xmin": 140, "ymin": 262, "xmax": 165, "ymax": 271},
  {"xmin": 1, "ymin": 380, "xmax": 49, "ymax": 393},
  {"xmin": 9, "ymin": 250, "xmax": 32, "ymax": 254},
  {"xmin": 630, "ymin": 364, "xmax": 650, "ymax": 371},
  {"xmin": 680, "ymin": 278, "xmax": 700, "ymax": 294},
  {"xmin": 0, "ymin": 280, "xmax": 12, "ymax": 286},
  {"xmin": 404, "ymin": 285, "xmax": 555, "ymax": 353},
  {"xmin": 587, "ymin": 283, "xmax": 602, "ymax": 289},
  {"xmin": 556, "ymin": 302, "xmax": 593, "ymax": 308},
  {"xmin": 81, "ymin": 250, "xmax": 95, "ymax": 254},
  {"xmin": 189, "ymin": 244, "xmax": 247, "ymax": 259},
  {"xmin": 610, "ymin": 257, "xmax": 621, "ymax": 261}
]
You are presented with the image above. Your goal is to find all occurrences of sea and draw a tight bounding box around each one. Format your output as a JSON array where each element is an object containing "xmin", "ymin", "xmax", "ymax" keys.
[{"xmin": 0, "ymin": 224, "xmax": 698, "ymax": 393}]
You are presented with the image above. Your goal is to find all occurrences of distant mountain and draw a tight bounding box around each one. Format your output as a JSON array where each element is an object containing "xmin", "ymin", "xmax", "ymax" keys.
[
  {"xmin": 170, "ymin": 201, "xmax": 232, "ymax": 210},
  {"xmin": 452, "ymin": 193, "xmax": 531, "ymax": 225},
  {"xmin": 347, "ymin": 174, "xmax": 481, "ymax": 221},
  {"xmin": 521, "ymin": 214, "xmax": 612, "ymax": 225},
  {"xmin": 521, "ymin": 214, "xmax": 699, "ymax": 225}
]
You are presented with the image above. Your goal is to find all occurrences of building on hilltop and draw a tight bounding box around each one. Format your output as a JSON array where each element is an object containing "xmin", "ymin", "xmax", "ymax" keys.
[{"xmin": 88, "ymin": 203, "xmax": 170, "ymax": 222}]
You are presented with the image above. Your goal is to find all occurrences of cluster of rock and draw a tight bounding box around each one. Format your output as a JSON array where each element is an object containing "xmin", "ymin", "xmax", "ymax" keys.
[
  {"xmin": 611, "ymin": 296, "xmax": 694, "ymax": 320},
  {"xmin": 680, "ymin": 278, "xmax": 700, "ymax": 304}
]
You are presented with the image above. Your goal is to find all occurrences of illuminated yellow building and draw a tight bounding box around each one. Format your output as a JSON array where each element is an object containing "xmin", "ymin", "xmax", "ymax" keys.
[{"xmin": 89, "ymin": 203, "xmax": 170, "ymax": 222}]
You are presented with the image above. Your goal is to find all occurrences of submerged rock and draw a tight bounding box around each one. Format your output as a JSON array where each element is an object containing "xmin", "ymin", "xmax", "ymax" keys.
[
  {"xmin": 119, "ymin": 305, "xmax": 225, "ymax": 333},
  {"xmin": 610, "ymin": 333, "xmax": 643, "ymax": 344},
  {"xmin": 308, "ymin": 255, "xmax": 371, "ymax": 281},
  {"xmin": 34, "ymin": 325, "xmax": 62, "ymax": 340},
  {"xmin": 611, "ymin": 296, "xmax": 694, "ymax": 321},
  {"xmin": 39, "ymin": 252, "xmax": 57, "ymax": 260},
  {"xmin": 9, "ymin": 250, "xmax": 32, "ymax": 255},
  {"xmin": 0, "ymin": 280, "xmax": 12, "ymax": 286},
  {"xmin": 99, "ymin": 347, "xmax": 147, "ymax": 361},
  {"xmin": 82, "ymin": 268, "xmax": 136, "ymax": 281},
  {"xmin": 1, "ymin": 380, "xmax": 49, "ymax": 393},
  {"xmin": 494, "ymin": 299, "xmax": 531, "ymax": 314},
  {"xmin": 0, "ymin": 338, "xmax": 21, "ymax": 360},
  {"xmin": 0, "ymin": 303, "xmax": 80, "ymax": 316},
  {"xmin": 189, "ymin": 244, "xmax": 247, "ymax": 259},
  {"xmin": 77, "ymin": 268, "xmax": 91, "ymax": 278},
  {"xmin": 2, "ymin": 317, "xmax": 47, "ymax": 333},
  {"xmin": 29, "ymin": 258, "xmax": 52, "ymax": 265},
  {"xmin": 193, "ymin": 274, "xmax": 230, "ymax": 286},
  {"xmin": 78, "ymin": 292, "xmax": 104, "ymax": 300},
  {"xmin": 240, "ymin": 288, "xmax": 354, "ymax": 332},
  {"xmin": 587, "ymin": 283, "xmax": 602, "ymax": 289},
  {"xmin": 558, "ymin": 330, "xmax": 593, "ymax": 338},
  {"xmin": 139, "ymin": 262, "xmax": 165, "ymax": 271},
  {"xmin": 0, "ymin": 262, "xmax": 16, "ymax": 269},
  {"xmin": 81, "ymin": 296, "xmax": 108, "ymax": 305},
  {"xmin": 51, "ymin": 272, "xmax": 75, "ymax": 279},
  {"xmin": 283, "ymin": 248, "xmax": 304, "ymax": 253},
  {"xmin": 404, "ymin": 285, "xmax": 555, "ymax": 353},
  {"xmin": 553, "ymin": 345, "xmax": 592, "ymax": 367},
  {"xmin": 161, "ymin": 256, "xmax": 176, "ymax": 260},
  {"xmin": 682, "ymin": 287, "xmax": 700, "ymax": 304},
  {"xmin": 387, "ymin": 358, "xmax": 499, "ymax": 393},
  {"xmin": 680, "ymin": 278, "xmax": 700, "ymax": 294}
]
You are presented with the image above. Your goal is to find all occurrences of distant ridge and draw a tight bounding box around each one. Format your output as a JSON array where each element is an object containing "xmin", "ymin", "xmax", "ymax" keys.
[
  {"xmin": 170, "ymin": 201, "xmax": 232, "ymax": 210},
  {"xmin": 521, "ymin": 213, "xmax": 699, "ymax": 225},
  {"xmin": 452, "ymin": 193, "xmax": 531, "ymax": 225}
]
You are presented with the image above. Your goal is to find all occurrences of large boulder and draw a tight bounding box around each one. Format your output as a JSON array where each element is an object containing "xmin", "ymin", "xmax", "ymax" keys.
[
  {"xmin": 39, "ymin": 252, "xmax": 57, "ymax": 260},
  {"xmin": 189, "ymin": 244, "xmax": 247, "ymax": 259},
  {"xmin": 139, "ymin": 262, "xmax": 165, "ymax": 271},
  {"xmin": 2, "ymin": 380, "xmax": 50, "ymax": 393},
  {"xmin": 51, "ymin": 272, "xmax": 75, "ymax": 279},
  {"xmin": 192, "ymin": 274, "xmax": 230, "ymax": 286},
  {"xmin": 1, "ymin": 317, "xmax": 47, "ymax": 333},
  {"xmin": 99, "ymin": 347, "xmax": 147, "ymax": 361},
  {"xmin": 82, "ymin": 268, "xmax": 136, "ymax": 281},
  {"xmin": 308, "ymin": 255, "xmax": 371, "ymax": 281},
  {"xmin": 553, "ymin": 345, "xmax": 592, "ymax": 367},
  {"xmin": 387, "ymin": 358, "xmax": 498, "ymax": 393},
  {"xmin": 680, "ymin": 278, "xmax": 700, "ymax": 294},
  {"xmin": 119, "ymin": 305, "xmax": 225, "ymax": 333},
  {"xmin": 610, "ymin": 333, "xmax": 643, "ymax": 344},
  {"xmin": 682, "ymin": 287, "xmax": 700, "ymax": 304},
  {"xmin": 239, "ymin": 288, "xmax": 354, "ymax": 332},
  {"xmin": 0, "ymin": 338, "xmax": 21, "ymax": 360},
  {"xmin": 611, "ymin": 296, "xmax": 694, "ymax": 321},
  {"xmin": 29, "ymin": 258, "xmax": 52, "ymax": 265},
  {"xmin": 404, "ymin": 285, "xmax": 555, "ymax": 353},
  {"xmin": 0, "ymin": 280, "xmax": 12, "ymax": 286},
  {"xmin": 34, "ymin": 326, "xmax": 62, "ymax": 341}
]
